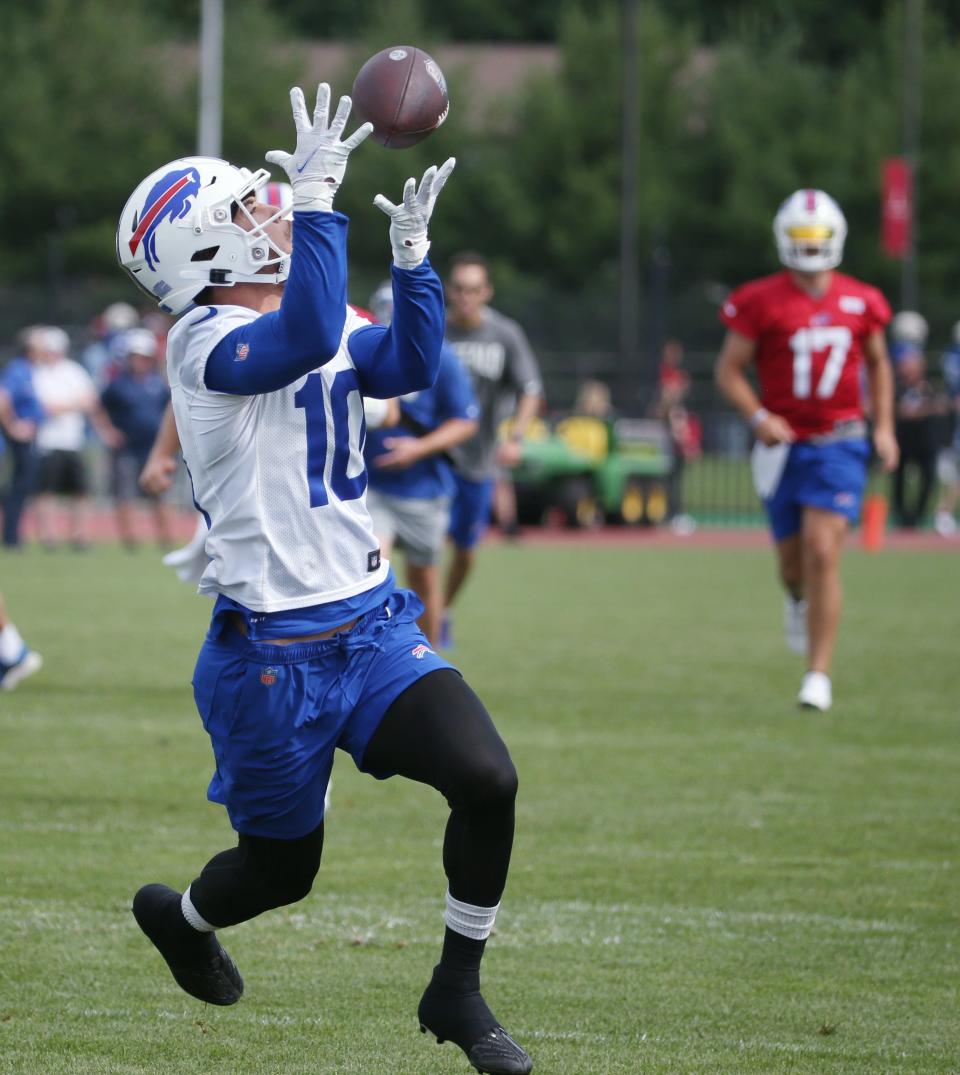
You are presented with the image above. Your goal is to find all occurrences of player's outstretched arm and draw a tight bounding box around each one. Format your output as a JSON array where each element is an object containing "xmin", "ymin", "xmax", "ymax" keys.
[
  {"xmin": 265, "ymin": 83, "xmax": 372, "ymax": 213},
  {"xmin": 347, "ymin": 163, "xmax": 456, "ymax": 398},
  {"xmin": 204, "ymin": 85, "xmax": 369, "ymax": 396},
  {"xmin": 374, "ymin": 158, "xmax": 456, "ymax": 269}
]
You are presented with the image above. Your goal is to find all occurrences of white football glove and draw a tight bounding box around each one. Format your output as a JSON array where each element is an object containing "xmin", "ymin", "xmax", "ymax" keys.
[
  {"xmin": 373, "ymin": 158, "xmax": 456, "ymax": 269},
  {"xmin": 265, "ymin": 83, "xmax": 373, "ymax": 212}
]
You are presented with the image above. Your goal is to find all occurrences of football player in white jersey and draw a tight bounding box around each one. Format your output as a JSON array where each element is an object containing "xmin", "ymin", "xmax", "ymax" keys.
[{"xmin": 117, "ymin": 85, "xmax": 532, "ymax": 1075}]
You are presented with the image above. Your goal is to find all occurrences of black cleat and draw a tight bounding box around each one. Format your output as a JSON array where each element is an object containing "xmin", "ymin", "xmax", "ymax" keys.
[
  {"xmin": 132, "ymin": 883, "xmax": 243, "ymax": 1006},
  {"xmin": 466, "ymin": 1027, "xmax": 534, "ymax": 1075},
  {"xmin": 418, "ymin": 979, "xmax": 532, "ymax": 1074}
]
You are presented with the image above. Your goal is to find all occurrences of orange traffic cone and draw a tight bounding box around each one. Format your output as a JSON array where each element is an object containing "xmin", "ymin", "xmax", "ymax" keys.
[{"xmin": 861, "ymin": 494, "xmax": 888, "ymax": 551}]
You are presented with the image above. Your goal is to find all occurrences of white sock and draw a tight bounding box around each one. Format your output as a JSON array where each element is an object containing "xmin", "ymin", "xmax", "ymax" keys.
[
  {"xmin": 0, "ymin": 623, "xmax": 25, "ymax": 664},
  {"xmin": 444, "ymin": 891, "xmax": 500, "ymax": 941},
  {"xmin": 181, "ymin": 885, "xmax": 216, "ymax": 932}
]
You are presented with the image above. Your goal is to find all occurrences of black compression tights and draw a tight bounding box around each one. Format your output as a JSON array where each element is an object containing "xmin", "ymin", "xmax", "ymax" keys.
[
  {"xmin": 189, "ymin": 669, "xmax": 517, "ymax": 928},
  {"xmin": 364, "ymin": 668, "xmax": 518, "ymax": 908}
]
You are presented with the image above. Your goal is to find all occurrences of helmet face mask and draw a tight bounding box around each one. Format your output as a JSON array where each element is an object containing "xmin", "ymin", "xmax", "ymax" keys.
[
  {"xmin": 773, "ymin": 189, "xmax": 847, "ymax": 273},
  {"xmin": 117, "ymin": 156, "xmax": 291, "ymax": 315}
]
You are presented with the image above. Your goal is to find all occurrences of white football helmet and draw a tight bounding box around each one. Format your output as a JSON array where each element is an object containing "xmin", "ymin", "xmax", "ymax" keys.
[
  {"xmin": 116, "ymin": 156, "xmax": 290, "ymax": 315},
  {"xmin": 773, "ymin": 189, "xmax": 847, "ymax": 272},
  {"xmin": 890, "ymin": 310, "xmax": 929, "ymax": 346}
]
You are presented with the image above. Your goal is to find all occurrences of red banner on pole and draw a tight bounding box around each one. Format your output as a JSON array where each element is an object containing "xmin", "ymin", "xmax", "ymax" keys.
[{"xmin": 881, "ymin": 157, "xmax": 912, "ymax": 258}]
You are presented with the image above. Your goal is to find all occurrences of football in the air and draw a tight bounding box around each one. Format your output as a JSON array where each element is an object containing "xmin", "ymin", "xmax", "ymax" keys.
[{"xmin": 351, "ymin": 46, "xmax": 449, "ymax": 149}]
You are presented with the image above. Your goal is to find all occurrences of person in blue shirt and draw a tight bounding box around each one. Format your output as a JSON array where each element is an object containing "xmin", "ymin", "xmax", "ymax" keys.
[
  {"xmin": 0, "ymin": 328, "xmax": 47, "ymax": 548},
  {"xmin": 118, "ymin": 84, "xmax": 532, "ymax": 1075},
  {"xmin": 364, "ymin": 282, "xmax": 479, "ymax": 645},
  {"xmin": 99, "ymin": 328, "xmax": 173, "ymax": 549}
]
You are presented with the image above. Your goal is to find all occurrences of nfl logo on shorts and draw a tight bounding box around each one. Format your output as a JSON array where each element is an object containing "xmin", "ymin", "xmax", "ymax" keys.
[{"xmin": 260, "ymin": 667, "xmax": 278, "ymax": 686}]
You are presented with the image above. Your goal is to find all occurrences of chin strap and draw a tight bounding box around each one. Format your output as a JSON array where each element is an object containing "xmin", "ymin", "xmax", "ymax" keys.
[
  {"xmin": 222, "ymin": 268, "xmax": 289, "ymax": 287},
  {"xmin": 179, "ymin": 263, "xmax": 290, "ymax": 288}
]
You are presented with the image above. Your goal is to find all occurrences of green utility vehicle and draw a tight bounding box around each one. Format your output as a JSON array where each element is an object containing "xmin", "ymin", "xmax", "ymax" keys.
[{"xmin": 511, "ymin": 416, "xmax": 674, "ymax": 528}]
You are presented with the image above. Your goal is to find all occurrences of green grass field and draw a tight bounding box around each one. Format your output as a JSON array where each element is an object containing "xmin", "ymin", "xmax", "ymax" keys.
[{"xmin": 1, "ymin": 541, "xmax": 958, "ymax": 1075}]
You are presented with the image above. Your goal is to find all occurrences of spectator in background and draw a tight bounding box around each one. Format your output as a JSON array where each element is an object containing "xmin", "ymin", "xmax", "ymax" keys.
[
  {"xmin": 99, "ymin": 327, "xmax": 174, "ymax": 549},
  {"xmin": 658, "ymin": 337, "xmax": 691, "ymax": 401},
  {"xmin": 889, "ymin": 309, "xmax": 929, "ymax": 352},
  {"xmin": 81, "ymin": 301, "xmax": 139, "ymax": 387},
  {"xmin": 573, "ymin": 379, "xmax": 614, "ymax": 421},
  {"xmin": 651, "ymin": 338, "xmax": 700, "ymax": 533},
  {"xmin": 891, "ymin": 343, "xmax": 947, "ymax": 530},
  {"xmin": 30, "ymin": 327, "xmax": 102, "ymax": 549},
  {"xmin": 443, "ymin": 252, "xmax": 543, "ymax": 645},
  {"xmin": 0, "ymin": 590, "xmax": 42, "ymax": 691},
  {"xmin": 934, "ymin": 322, "xmax": 960, "ymax": 537},
  {"xmin": 0, "ymin": 328, "xmax": 46, "ymax": 548},
  {"xmin": 363, "ymin": 282, "xmax": 479, "ymax": 646}
]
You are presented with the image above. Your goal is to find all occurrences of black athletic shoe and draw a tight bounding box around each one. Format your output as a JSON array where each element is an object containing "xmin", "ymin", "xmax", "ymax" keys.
[
  {"xmin": 418, "ymin": 979, "xmax": 533, "ymax": 1074},
  {"xmin": 132, "ymin": 883, "xmax": 243, "ymax": 1006}
]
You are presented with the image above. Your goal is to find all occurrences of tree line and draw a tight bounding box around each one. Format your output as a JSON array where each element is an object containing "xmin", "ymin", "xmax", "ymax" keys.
[{"xmin": 1, "ymin": 1, "xmax": 959, "ymax": 349}]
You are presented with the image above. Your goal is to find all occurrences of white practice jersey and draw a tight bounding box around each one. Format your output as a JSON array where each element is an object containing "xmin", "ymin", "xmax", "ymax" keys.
[{"xmin": 166, "ymin": 303, "xmax": 389, "ymax": 611}]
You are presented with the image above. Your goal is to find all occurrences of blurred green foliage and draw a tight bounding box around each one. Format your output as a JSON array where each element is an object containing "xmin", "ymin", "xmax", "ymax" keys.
[{"xmin": 3, "ymin": 0, "xmax": 960, "ymax": 346}]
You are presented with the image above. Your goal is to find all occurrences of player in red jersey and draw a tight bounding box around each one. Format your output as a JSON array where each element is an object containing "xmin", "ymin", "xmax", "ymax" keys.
[{"xmin": 715, "ymin": 189, "xmax": 899, "ymax": 711}]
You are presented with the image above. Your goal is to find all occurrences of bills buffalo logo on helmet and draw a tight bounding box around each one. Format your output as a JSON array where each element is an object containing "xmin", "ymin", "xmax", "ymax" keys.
[{"xmin": 128, "ymin": 166, "xmax": 202, "ymax": 271}]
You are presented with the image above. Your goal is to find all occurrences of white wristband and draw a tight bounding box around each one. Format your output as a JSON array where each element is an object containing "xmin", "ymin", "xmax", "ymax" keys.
[{"xmin": 749, "ymin": 407, "xmax": 770, "ymax": 429}]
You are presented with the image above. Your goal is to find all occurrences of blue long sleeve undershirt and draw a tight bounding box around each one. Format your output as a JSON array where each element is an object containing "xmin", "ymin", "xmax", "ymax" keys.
[
  {"xmin": 204, "ymin": 211, "xmax": 445, "ymax": 398},
  {"xmin": 204, "ymin": 211, "xmax": 347, "ymax": 394},
  {"xmin": 349, "ymin": 260, "xmax": 445, "ymax": 398}
]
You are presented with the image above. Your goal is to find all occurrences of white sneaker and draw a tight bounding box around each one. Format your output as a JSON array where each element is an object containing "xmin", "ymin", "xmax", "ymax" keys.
[
  {"xmin": 783, "ymin": 596, "xmax": 808, "ymax": 655},
  {"xmin": 0, "ymin": 649, "xmax": 43, "ymax": 691},
  {"xmin": 934, "ymin": 510, "xmax": 957, "ymax": 537},
  {"xmin": 670, "ymin": 513, "xmax": 697, "ymax": 536},
  {"xmin": 798, "ymin": 671, "xmax": 832, "ymax": 711}
]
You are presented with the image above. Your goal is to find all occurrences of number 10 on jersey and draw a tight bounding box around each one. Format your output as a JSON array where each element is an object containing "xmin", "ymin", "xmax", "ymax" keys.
[{"xmin": 294, "ymin": 370, "xmax": 368, "ymax": 507}]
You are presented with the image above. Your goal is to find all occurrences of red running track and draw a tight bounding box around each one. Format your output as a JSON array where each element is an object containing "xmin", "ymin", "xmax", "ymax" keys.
[{"xmin": 9, "ymin": 508, "xmax": 957, "ymax": 554}]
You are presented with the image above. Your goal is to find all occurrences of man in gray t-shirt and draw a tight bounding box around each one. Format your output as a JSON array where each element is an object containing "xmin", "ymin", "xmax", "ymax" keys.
[{"xmin": 442, "ymin": 252, "xmax": 543, "ymax": 639}]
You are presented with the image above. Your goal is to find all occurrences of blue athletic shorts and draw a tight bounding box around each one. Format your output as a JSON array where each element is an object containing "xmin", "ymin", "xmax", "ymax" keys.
[
  {"xmin": 191, "ymin": 589, "xmax": 455, "ymax": 839},
  {"xmin": 448, "ymin": 473, "xmax": 495, "ymax": 549},
  {"xmin": 765, "ymin": 438, "xmax": 870, "ymax": 542}
]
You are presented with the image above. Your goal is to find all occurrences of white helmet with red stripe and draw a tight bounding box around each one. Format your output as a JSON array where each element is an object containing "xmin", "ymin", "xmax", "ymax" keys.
[
  {"xmin": 773, "ymin": 189, "xmax": 847, "ymax": 272},
  {"xmin": 116, "ymin": 156, "xmax": 290, "ymax": 315}
]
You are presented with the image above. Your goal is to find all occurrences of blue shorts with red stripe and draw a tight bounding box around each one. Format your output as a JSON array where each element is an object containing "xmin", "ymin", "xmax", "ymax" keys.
[
  {"xmin": 191, "ymin": 589, "xmax": 454, "ymax": 839},
  {"xmin": 765, "ymin": 438, "xmax": 870, "ymax": 542}
]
